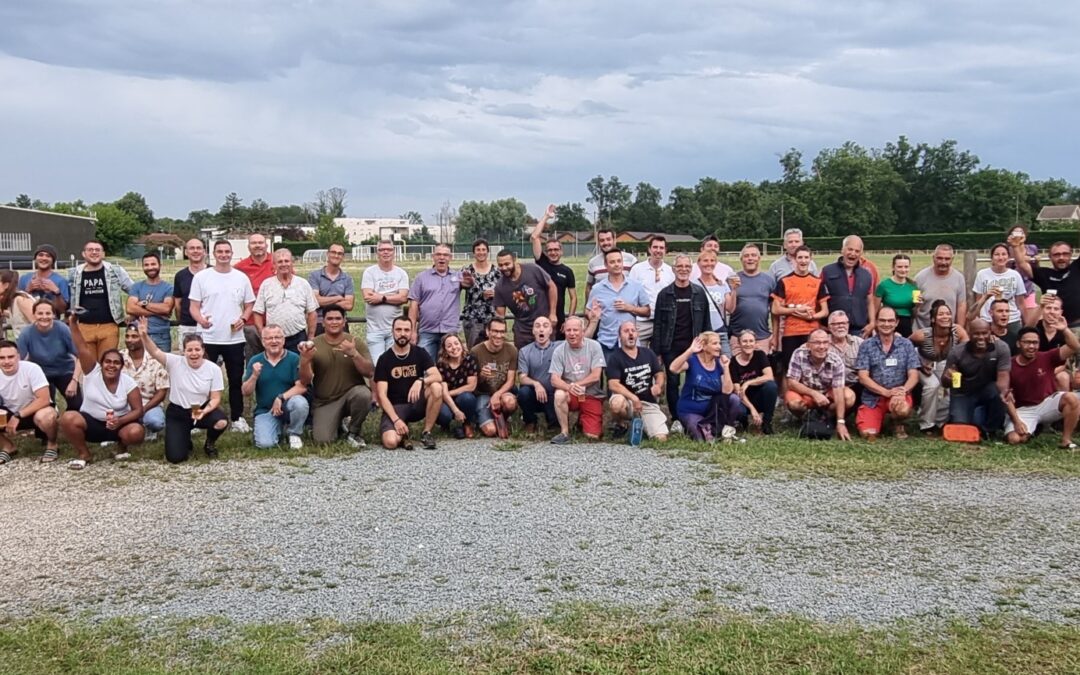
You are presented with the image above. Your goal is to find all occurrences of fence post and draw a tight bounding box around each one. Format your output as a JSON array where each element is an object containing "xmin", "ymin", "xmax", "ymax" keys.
[{"xmin": 962, "ymin": 250, "xmax": 977, "ymax": 306}]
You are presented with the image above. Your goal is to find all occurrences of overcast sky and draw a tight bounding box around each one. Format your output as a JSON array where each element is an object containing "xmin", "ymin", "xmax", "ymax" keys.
[{"xmin": 2, "ymin": 1, "xmax": 1078, "ymax": 220}]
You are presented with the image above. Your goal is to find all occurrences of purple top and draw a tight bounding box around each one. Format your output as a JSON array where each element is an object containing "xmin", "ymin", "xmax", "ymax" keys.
[{"xmin": 408, "ymin": 267, "xmax": 463, "ymax": 334}]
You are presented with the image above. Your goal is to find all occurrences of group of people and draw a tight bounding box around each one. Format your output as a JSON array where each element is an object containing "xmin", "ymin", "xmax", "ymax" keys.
[{"xmin": 0, "ymin": 220, "xmax": 1077, "ymax": 469}]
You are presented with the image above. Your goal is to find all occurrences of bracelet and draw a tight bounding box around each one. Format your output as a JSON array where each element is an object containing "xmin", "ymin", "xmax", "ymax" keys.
[
  {"xmin": 392, "ymin": 417, "xmax": 401, "ymax": 424},
  {"xmin": 836, "ymin": 419, "xmax": 846, "ymax": 424}
]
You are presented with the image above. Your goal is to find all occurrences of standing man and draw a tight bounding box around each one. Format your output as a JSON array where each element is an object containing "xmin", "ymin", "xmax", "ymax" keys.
[
  {"xmin": 242, "ymin": 324, "xmax": 311, "ymax": 450},
  {"xmin": 126, "ymin": 252, "xmax": 175, "ymax": 352},
  {"xmin": 471, "ymin": 317, "xmax": 519, "ymax": 437},
  {"xmin": 1005, "ymin": 326, "xmax": 1080, "ymax": 449},
  {"xmin": 120, "ymin": 322, "xmax": 169, "ymax": 440},
  {"xmin": 728, "ymin": 244, "xmax": 776, "ymax": 355},
  {"xmin": 854, "ymin": 307, "xmax": 921, "ymax": 440},
  {"xmin": 253, "ymin": 248, "xmax": 318, "ymax": 352},
  {"xmin": 173, "ymin": 238, "xmax": 208, "ymax": 349},
  {"xmin": 607, "ymin": 321, "xmax": 668, "ymax": 442},
  {"xmin": 690, "ymin": 235, "xmax": 736, "ymax": 283},
  {"xmin": 19, "ymin": 244, "xmax": 69, "ymax": 316},
  {"xmin": 530, "ymin": 205, "xmax": 577, "ymax": 335},
  {"xmin": 68, "ymin": 239, "xmax": 134, "ymax": 360},
  {"xmin": 299, "ymin": 305, "xmax": 373, "ymax": 447},
  {"xmin": 189, "ymin": 240, "xmax": 256, "ymax": 433},
  {"xmin": 549, "ymin": 316, "xmax": 606, "ymax": 444},
  {"xmin": 374, "ymin": 317, "xmax": 444, "ymax": 450},
  {"xmin": 627, "ymin": 235, "xmax": 675, "ymax": 346},
  {"xmin": 408, "ymin": 243, "xmax": 464, "ymax": 362},
  {"xmin": 769, "ymin": 228, "xmax": 819, "ymax": 280},
  {"xmin": 584, "ymin": 248, "xmax": 650, "ymax": 358},
  {"xmin": 517, "ymin": 315, "xmax": 560, "ymax": 435},
  {"xmin": 820, "ymin": 236, "xmax": 875, "ymax": 337},
  {"xmin": 234, "ymin": 233, "xmax": 275, "ymax": 358},
  {"xmin": 459, "ymin": 238, "xmax": 501, "ymax": 348},
  {"xmin": 360, "ymin": 239, "xmax": 410, "ymax": 366},
  {"xmin": 493, "ymin": 249, "xmax": 556, "ymax": 350},
  {"xmin": 652, "ymin": 254, "xmax": 710, "ymax": 426},
  {"xmin": 771, "ymin": 246, "xmax": 829, "ymax": 369},
  {"xmin": 943, "ymin": 319, "xmax": 1010, "ymax": 438},
  {"xmin": 308, "ymin": 242, "xmax": 355, "ymax": 336},
  {"xmin": 914, "ymin": 244, "xmax": 968, "ymax": 330},
  {"xmin": 0, "ymin": 340, "xmax": 60, "ymax": 464},
  {"xmin": 585, "ymin": 227, "xmax": 637, "ymax": 298}
]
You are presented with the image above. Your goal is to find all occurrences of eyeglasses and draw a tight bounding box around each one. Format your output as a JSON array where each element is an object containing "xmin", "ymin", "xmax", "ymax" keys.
[{"xmin": 488, "ymin": 329, "xmax": 507, "ymax": 335}]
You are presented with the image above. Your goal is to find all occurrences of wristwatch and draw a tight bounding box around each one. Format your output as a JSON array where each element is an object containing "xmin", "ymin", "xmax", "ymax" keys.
[{"xmin": 836, "ymin": 419, "xmax": 846, "ymax": 425}]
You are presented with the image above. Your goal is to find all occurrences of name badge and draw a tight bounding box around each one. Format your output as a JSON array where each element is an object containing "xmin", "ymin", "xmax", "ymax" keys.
[{"xmin": 885, "ymin": 358, "xmax": 898, "ymax": 367}]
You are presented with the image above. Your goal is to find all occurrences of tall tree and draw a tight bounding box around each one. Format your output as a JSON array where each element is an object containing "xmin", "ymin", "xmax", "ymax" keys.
[
  {"xmin": 401, "ymin": 210, "xmax": 424, "ymax": 225},
  {"xmin": 313, "ymin": 213, "xmax": 348, "ymax": 248},
  {"xmin": 14, "ymin": 194, "xmax": 31, "ymax": 209},
  {"xmin": 619, "ymin": 182, "xmax": 663, "ymax": 231},
  {"xmin": 91, "ymin": 203, "xmax": 143, "ymax": 254},
  {"xmin": 218, "ymin": 192, "xmax": 245, "ymax": 227},
  {"xmin": 455, "ymin": 198, "xmax": 528, "ymax": 243},
  {"xmin": 307, "ymin": 187, "xmax": 347, "ymax": 220},
  {"xmin": 553, "ymin": 202, "xmax": 592, "ymax": 232},
  {"xmin": 586, "ymin": 175, "xmax": 632, "ymax": 226},
  {"xmin": 246, "ymin": 198, "xmax": 275, "ymax": 228},
  {"xmin": 114, "ymin": 191, "xmax": 155, "ymax": 231}
]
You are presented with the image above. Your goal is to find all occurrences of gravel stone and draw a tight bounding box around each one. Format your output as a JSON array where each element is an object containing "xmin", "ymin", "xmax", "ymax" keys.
[{"xmin": 0, "ymin": 441, "xmax": 1077, "ymax": 625}]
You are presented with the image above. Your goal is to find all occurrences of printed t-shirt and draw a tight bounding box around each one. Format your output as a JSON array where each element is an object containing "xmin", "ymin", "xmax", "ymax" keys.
[
  {"xmin": 772, "ymin": 273, "xmax": 828, "ymax": 337},
  {"xmin": 79, "ymin": 267, "xmax": 111, "ymax": 323},
  {"xmin": 374, "ymin": 346, "xmax": 435, "ymax": 407},
  {"xmin": 671, "ymin": 284, "xmax": 694, "ymax": 351},
  {"xmin": 606, "ymin": 346, "xmax": 662, "ymax": 403},
  {"xmin": 471, "ymin": 342, "xmax": 518, "ymax": 395},
  {"xmin": 438, "ymin": 353, "xmax": 478, "ymax": 392},
  {"xmin": 536, "ymin": 256, "xmax": 575, "ymax": 324},
  {"xmin": 493, "ymin": 263, "xmax": 552, "ymax": 346},
  {"xmin": 549, "ymin": 339, "xmax": 606, "ymax": 397},
  {"xmin": 729, "ymin": 351, "xmax": 769, "ymax": 385}
]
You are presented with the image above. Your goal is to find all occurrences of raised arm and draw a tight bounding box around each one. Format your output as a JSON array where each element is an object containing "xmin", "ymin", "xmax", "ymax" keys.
[
  {"xmin": 138, "ymin": 317, "xmax": 168, "ymax": 366},
  {"xmin": 530, "ymin": 204, "xmax": 555, "ymax": 260}
]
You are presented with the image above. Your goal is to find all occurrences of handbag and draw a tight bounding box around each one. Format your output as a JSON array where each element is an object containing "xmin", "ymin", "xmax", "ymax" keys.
[{"xmin": 799, "ymin": 407, "xmax": 836, "ymax": 440}]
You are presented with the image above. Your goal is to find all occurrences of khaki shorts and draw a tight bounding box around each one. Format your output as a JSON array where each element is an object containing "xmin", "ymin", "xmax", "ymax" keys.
[{"xmin": 639, "ymin": 401, "xmax": 669, "ymax": 438}]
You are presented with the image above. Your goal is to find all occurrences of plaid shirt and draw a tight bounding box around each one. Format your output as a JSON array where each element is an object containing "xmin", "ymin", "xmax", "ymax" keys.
[
  {"xmin": 787, "ymin": 345, "xmax": 846, "ymax": 393},
  {"xmin": 829, "ymin": 334, "xmax": 864, "ymax": 385},
  {"xmin": 855, "ymin": 335, "xmax": 921, "ymax": 407}
]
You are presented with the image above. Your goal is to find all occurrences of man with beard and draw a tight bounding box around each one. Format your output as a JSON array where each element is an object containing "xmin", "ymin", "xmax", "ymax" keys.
[
  {"xmin": 68, "ymin": 239, "xmax": 134, "ymax": 359},
  {"xmin": 769, "ymin": 228, "xmax": 819, "ymax": 280},
  {"xmin": 374, "ymin": 317, "xmax": 444, "ymax": 450},
  {"xmin": 235, "ymin": 232, "xmax": 275, "ymax": 358},
  {"xmin": 459, "ymin": 238, "xmax": 501, "ymax": 348},
  {"xmin": 627, "ymin": 235, "xmax": 675, "ymax": 346},
  {"xmin": 1010, "ymin": 232, "xmax": 1080, "ymax": 326},
  {"xmin": 517, "ymin": 316, "xmax": 560, "ymax": 435},
  {"xmin": 821, "ymin": 236, "xmax": 875, "ymax": 337},
  {"xmin": 471, "ymin": 317, "xmax": 518, "ymax": 438},
  {"xmin": 173, "ymin": 238, "xmax": 208, "ymax": 349},
  {"xmin": 728, "ymin": 244, "xmax": 776, "ymax": 355},
  {"xmin": 1029, "ymin": 294, "xmax": 1072, "ymax": 391},
  {"xmin": 18, "ymin": 244, "xmax": 69, "ymax": 315},
  {"xmin": 408, "ymin": 243, "xmax": 464, "ymax": 362},
  {"xmin": 988, "ymin": 298, "xmax": 1018, "ymax": 354},
  {"xmin": 1005, "ymin": 325, "xmax": 1080, "ymax": 449},
  {"xmin": 585, "ymin": 227, "xmax": 637, "ymax": 298},
  {"xmin": 549, "ymin": 316, "xmax": 606, "ymax": 444},
  {"xmin": 585, "ymin": 248, "xmax": 650, "ymax": 359},
  {"xmin": 652, "ymin": 254, "xmax": 710, "ymax": 427},
  {"xmin": 943, "ymin": 318, "xmax": 1010, "ymax": 438},
  {"xmin": 243, "ymin": 324, "xmax": 311, "ymax": 450},
  {"xmin": 855, "ymin": 307, "xmax": 921, "ymax": 440},
  {"xmin": 530, "ymin": 205, "xmax": 577, "ymax": 335},
  {"xmin": 126, "ymin": 252, "xmax": 175, "ymax": 352},
  {"xmin": 827, "ymin": 310, "xmax": 864, "ymax": 402},
  {"xmin": 913, "ymin": 244, "xmax": 967, "ymax": 330},
  {"xmin": 607, "ymin": 321, "xmax": 668, "ymax": 441},
  {"xmin": 121, "ymin": 322, "xmax": 169, "ymax": 440},
  {"xmin": 493, "ymin": 249, "xmax": 556, "ymax": 350},
  {"xmin": 253, "ymin": 248, "xmax": 318, "ymax": 352},
  {"xmin": 300, "ymin": 305, "xmax": 373, "ymax": 447},
  {"xmin": 189, "ymin": 240, "xmax": 256, "ymax": 433}
]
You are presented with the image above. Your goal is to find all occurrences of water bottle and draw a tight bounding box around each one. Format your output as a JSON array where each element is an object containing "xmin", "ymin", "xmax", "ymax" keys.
[{"xmin": 629, "ymin": 415, "xmax": 644, "ymax": 447}]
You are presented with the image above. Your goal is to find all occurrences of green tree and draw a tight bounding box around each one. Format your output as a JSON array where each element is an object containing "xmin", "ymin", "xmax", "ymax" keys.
[
  {"xmin": 188, "ymin": 209, "xmax": 215, "ymax": 229},
  {"xmin": 586, "ymin": 175, "xmax": 632, "ymax": 226},
  {"xmin": 246, "ymin": 198, "xmax": 275, "ymax": 228},
  {"xmin": 661, "ymin": 187, "xmax": 708, "ymax": 236},
  {"xmin": 882, "ymin": 137, "xmax": 978, "ymax": 233},
  {"xmin": 619, "ymin": 182, "xmax": 663, "ymax": 230},
  {"xmin": 269, "ymin": 204, "xmax": 311, "ymax": 224},
  {"xmin": 313, "ymin": 214, "xmax": 348, "ymax": 248},
  {"xmin": 956, "ymin": 169, "xmax": 1028, "ymax": 230},
  {"xmin": 306, "ymin": 188, "xmax": 347, "ymax": 220},
  {"xmin": 804, "ymin": 142, "xmax": 904, "ymax": 236},
  {"xmin": 401, "ymin": 211, "xmax": 424, "ymax": 225},
  {"xmin": 50, "ymin": 200, "xmax": 91, "ymax": 216},
  {"xmin": 405, "ymin": 225, "xmax": 436, "ymax": 244},
  {"xmin": 553, "ymin": 202, "xmax": 592, "ymax": 232},
  {"xmin": 114, "ymin": 191, "xmax": 155, "ymax": 231},
  {"xmin": 218, "ymin": 192, "xmax": 245, "ymax": 227},
  {"xmin": 14, "ymin": 194, "xmax": 31, "ymax": 209},
  {"xmin": 91, "ymin": 203, "xmax": 143, "ymax": 254},
  {"xmin": 454, "ymin": 198, "xmax": 528, "ymax": 243}
]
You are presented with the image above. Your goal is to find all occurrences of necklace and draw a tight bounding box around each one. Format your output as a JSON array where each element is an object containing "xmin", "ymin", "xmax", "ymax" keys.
[{"xmin": 393, "ymin": 347, "xmax": 410, "ymax": 360}]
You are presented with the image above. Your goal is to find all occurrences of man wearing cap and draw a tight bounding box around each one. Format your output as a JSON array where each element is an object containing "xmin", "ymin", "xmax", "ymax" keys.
[
  {"xmin": 68, "ymin": 240, "xmax": 134, "ymax": 360},
  {"xmin": 19, "ymin": 244, "xmax": 70, "ymax": 316}
]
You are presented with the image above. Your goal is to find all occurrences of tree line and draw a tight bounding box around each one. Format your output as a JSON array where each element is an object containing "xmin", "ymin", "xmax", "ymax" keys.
[{"xmin": 10, "ymin": 136, "xmax": 1079, "ymax": 253}]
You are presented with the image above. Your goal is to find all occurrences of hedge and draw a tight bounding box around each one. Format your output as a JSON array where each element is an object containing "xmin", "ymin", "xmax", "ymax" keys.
[{"xmin": 275, "ymin": 241, "xmax": 325, "ymax": 256}]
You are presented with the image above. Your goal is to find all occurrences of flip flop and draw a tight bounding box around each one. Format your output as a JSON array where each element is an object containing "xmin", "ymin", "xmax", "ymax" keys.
[
  {"xmin": 114, "ymin": 451, "xmax": 131, "ymax": 461},
  {"xmin": 40, "ymin": 449, "xmax": 59, "ymax": 463},
  {"xmin": 0, "ymin": 450, "xmax": 11, "ymax": 465},
  {"xmin": 1059, "ymin": 441, "xmax": 1077, "ymax": 450},
  {"xmin": 67, "ymin": 459, "xmax": 88, "ymax": 471}
]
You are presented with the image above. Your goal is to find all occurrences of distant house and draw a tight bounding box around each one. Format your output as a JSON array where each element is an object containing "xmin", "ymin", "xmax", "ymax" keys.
[
  {"xmin": 1037, "ymin": 205, "xmax": 1080, "ymax": 222},
  {"xmin": 555, "ymin": 231, "xmax": 594, "ymax": 244},
  {"xmin": 0, "ymin": 205, "xmax": 96, "ymax": 268},
  {"xmin": 616, "ymin": 231, "xmax": 700, "ymax": 245}
]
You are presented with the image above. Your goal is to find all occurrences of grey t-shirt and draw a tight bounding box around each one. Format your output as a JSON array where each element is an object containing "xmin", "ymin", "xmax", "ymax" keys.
[
  {"xmin": 518, "ymin": 339, "xmax": 561, "ymax": 390},
  {"xmin": 769, "ymin": 256, "xmax": 818, "ymax": 280},
  {"xmin": 549, "ymin": 338, "xmax": 606, "ymax": 397},
  {"xmin": 729, "ymin": 271, "xmax": 776, "ymax": 339},
  {"xmin": 913, "ymin": 267, "xmax": 967, "ymax": 329}
]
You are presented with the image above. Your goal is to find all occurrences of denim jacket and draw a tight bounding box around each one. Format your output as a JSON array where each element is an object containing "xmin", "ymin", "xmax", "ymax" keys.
[
  {"xmin": 69, "ymin": 261, "xmax": 134, "ymax": 324},
  {"xmin": 652, "ymin": 281, "xmax": 711, "ymax": 354}
]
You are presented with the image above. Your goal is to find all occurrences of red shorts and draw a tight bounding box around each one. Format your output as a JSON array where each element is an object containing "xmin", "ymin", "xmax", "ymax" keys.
[
  {"xmin": 568, "ymin": 395, "xmax": 604, "ymax": 438},
  {"xmin": 855, "ymin": 394, "xmax": 913, "ymax": 434},
  {"xmin": 784, "ymin": 390, "xmax": 833, "ymax": 408}
]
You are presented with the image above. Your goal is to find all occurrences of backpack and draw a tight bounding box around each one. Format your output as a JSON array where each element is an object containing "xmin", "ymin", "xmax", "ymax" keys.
[{"xmin": 799, "ymin": 408, "xmax": 836, "ymax": 440}]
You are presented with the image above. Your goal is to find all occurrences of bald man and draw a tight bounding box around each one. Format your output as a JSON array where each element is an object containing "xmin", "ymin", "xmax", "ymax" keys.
[{"xmin": 820, "ymin": 235, "xmax": 875, "ymax": 336}]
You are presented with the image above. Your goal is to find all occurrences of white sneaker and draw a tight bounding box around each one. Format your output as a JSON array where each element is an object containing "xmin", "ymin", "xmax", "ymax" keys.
[
  {"xmin": 144, "ymin": 432, "xmax": 158, "ymax": 442},
  {"xmin": 231, "ymin": 418, "xmax": 252, "ymax": 433},
  {"xmin": 670, "ymin": 420, "xmax": 684, "ymax": 435},
  {"xmin": 347, "ymin": 434, "xmax": 366, "ymax": 448},
  {"xmin": 340, "ymin": 416, "xmax": 352, "ymax": 433},
  {"xmin": 288, "ymin": 434, "xmax": 303, "ymax": 450}
]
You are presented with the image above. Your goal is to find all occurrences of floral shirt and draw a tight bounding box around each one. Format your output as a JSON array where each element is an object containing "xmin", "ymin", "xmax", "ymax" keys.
[
  {"xmin": 438, "ymin": 353, "xmax": 478, "ymax": 392},
  {"xmin": 460, "ymin": 263, "xmax": 501, "ymax": 324},
  {"xmin": 121, "ymin": 350, "xmax": 169, "ymax": 406}
]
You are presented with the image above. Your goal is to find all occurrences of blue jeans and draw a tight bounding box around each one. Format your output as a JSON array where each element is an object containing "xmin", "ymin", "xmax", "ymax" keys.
[
  {"xmin": 367, "ymin": 330, "xmax": 393, "ymax": 367},
  {"xmin": 149, "ymin": 331, "xmax": 171, "ymax": 353},
  {"xmin": 949, "ymin": 382, "xmax": 1005, "ymax": 436},
  {"xmin": 253, "ymin": 397, "xmax": 310, "ymax": 448},
  {"xmin": 437, "ymin": 392, "xmax": 479, "ymax": 428},
  {"xmin": 519, "ymin": 383, "xmax": 557, "ymax": 426},
  {"xmin": 142, "ymin": 405, "xmax": 166, "ymax": 432},
  {"xmin": 731, "ymin": 380, "xmax": 778, "ymax": 425},
  {"xmin": 418, "ymin": 332, "xmax": 446, "ymax": 362}
]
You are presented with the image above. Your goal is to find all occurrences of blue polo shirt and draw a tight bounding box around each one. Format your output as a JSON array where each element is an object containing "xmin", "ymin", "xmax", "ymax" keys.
[
  {"xmin": 130, "ymin": 279, "xmax": 174, "ymax": 335},
  {"xmin": 243, "ymin": 351, "xmax": 301, "ymax": 416},
  {"xmin": 307, "ymin": 267, "xmax": 355, "ymax": 322},
  {"xmin": 586, "ymin": 277, "xmax": 650, "ymax": 349}
]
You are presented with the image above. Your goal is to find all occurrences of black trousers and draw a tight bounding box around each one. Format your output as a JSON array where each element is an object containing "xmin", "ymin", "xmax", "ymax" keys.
[
  {"xmin": 203, "ymin": 342, "xmax": 245, "ymax": 421},
  {"xmin": 164, "ymin": 403, "xmax": 227, "ymax": 464},
  {"xmin": 45, "ymin": 372, "xmax": 82, "ymax": 412}
]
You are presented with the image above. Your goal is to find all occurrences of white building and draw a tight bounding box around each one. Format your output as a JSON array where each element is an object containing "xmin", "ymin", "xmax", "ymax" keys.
[{"xmin": 334, "ymin": 217, "xmax": 453, "ymax": 244}]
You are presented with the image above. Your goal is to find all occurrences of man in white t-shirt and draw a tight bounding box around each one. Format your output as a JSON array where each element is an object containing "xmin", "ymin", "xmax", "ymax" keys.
[
  {"xmin": 189, "ymin": 240, "xmax": 256, "ymax": 433},
  {"xmin": 627, "ymin": 235, "xmax": 675, "ymax": 347},
  {"xmin": 0, "ymin": 340, "xmax": 60, "ymax": 463},
  {"xmin": 361, "ymin": 239, "xmax": 410, "ymax": 366}
]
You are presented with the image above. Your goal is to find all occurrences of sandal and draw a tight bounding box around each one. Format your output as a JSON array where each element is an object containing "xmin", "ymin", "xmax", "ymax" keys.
[
  {"xmin": 1059, "ymin": 441, "xmax": 1077, "ymax": 450},
  {"xmin": 67, "ymin": 459, "xmax": 88, "ymax": 471},
  {"xmin": 114, "ymin": 451, "xmax": 131, "ymax": 461},
  {"xmin": 0, "ymin": 450, "xmax": 11, "ymax": 465},
  {"xmin": 895, "ymin": 427, "xmax": 909, "ymax": 440},
  {"xmin": 40, "ymin": 449, "xmax": 59, "ymax": 463}
]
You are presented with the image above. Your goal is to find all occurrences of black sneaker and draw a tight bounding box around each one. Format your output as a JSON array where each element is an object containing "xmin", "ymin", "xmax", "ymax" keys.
[
  {"xmin": 421, "ymin": 431, "xmax": 437, "ymax": 449},
  {"xmin": 204, "ymin": 444, "xmax": 219, "ymax": 459},
  {"xmin": 453, "ymin": 426, "xmax": 466, "ymax": 440},
  {"xmin": 762, "ymin": 422, "xmax": 774, "ymax": 436},
  {"xmin": 401, "ymin": 437, "xmax": 415, "ymax": 451},
  {"xmin": 609, "ymin": 423, "xmax": 629, "ymax": 438}
]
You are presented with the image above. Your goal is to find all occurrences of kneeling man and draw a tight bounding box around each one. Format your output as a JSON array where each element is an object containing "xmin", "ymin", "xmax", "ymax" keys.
[
  {"xmin": 607, "ymin": 321, "xmax": 668, "ymax": 441},
  {"xmin": 1005, "ymin": 326, "xmax": 1080, "ymax": 449},
  {"xmin": 243, "ymin": 324, "xmax": 310, "ymax": 449},
  {"xmin": 299, "ymin": 305, "xmax": 373, "ymax": 447},
  {"xmin": 855, "ymin": 307, "xmax": 920, "ymax": 440},
  {"xmin": 0, "ymin": 340, "xmax": 60, "ymax": 463},
  {"xmin": 375, "ymin": 317, "xmax": 444, "ymax": 450},
  {"xmin": 784, "ymin": 328, "xmax": 854, "ymax": 440},
  {"xmin": 471, "ymin": 317, "xmax": 518, "ymax": 437}
]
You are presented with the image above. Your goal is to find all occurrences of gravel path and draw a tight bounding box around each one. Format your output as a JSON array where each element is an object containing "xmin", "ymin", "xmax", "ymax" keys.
[{"xmin": 1, "ymin": 441, "xmax": 1077, "ymax": 625}]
